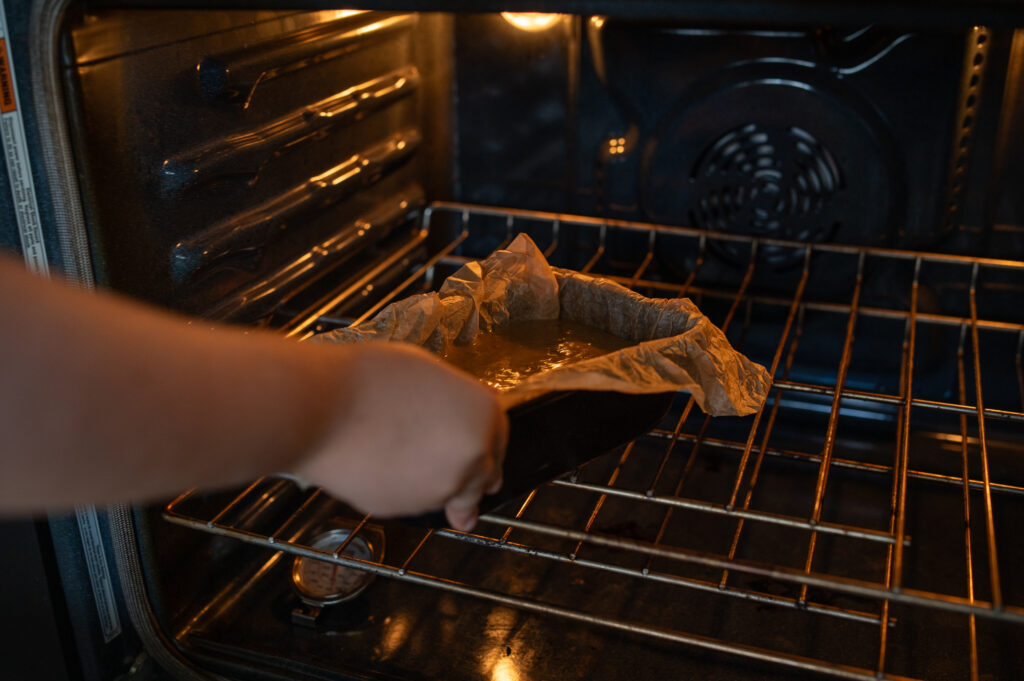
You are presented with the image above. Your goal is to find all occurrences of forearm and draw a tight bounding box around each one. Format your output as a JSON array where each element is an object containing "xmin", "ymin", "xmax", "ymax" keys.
[{"xmin": 0, "ymin": 258, "xmax": 345, "ymax": 512}]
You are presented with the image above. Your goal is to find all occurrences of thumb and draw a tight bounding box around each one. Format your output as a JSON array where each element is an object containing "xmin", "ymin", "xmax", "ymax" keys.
[{"xmin": 444, "ymin": 491, "xmax": 480, "ymax": 532}]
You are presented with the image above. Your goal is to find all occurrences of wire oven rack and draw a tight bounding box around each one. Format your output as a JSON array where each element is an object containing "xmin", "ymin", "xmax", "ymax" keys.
[{"xmin": 165, "ymin": 202, "xmax": 1024, "ymax": 681}]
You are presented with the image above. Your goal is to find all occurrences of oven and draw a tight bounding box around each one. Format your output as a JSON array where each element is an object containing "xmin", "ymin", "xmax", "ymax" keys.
[{"xmin": 2, "ymin": 2, "xmax": 1024, "ymax": 681}]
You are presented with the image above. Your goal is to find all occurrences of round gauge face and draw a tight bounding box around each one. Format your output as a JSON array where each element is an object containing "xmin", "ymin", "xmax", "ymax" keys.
[{"xmin": 292, "ymin": 529, "xmax": 376, "ymax": 605}]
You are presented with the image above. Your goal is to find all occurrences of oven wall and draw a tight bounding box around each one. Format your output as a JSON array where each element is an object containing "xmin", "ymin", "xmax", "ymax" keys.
[{"xmin": 61, "ymin": 8, "xmax": 454, "ymax": 321}]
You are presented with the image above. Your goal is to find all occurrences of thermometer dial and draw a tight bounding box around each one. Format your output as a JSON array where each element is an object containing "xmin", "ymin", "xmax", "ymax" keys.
[{"xmin": 292, "ymin": 527, "xmax": 381, "ymax": 606}]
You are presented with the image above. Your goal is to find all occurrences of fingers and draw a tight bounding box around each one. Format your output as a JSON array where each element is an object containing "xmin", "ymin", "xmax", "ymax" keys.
[
  {"xmin": 444, "ymin": 456, "xmax": 496, "ymax": 531},
  {"xmin": 444, "ymin": 495, "xmax": 479, "ymax": 532},
  {"xmin": 445, "ymin": 454, "xmax": 491, "ymax": 530},
  {"xmin": 446, "ymin": 405, "xmax": 508, "ymax": 531}
]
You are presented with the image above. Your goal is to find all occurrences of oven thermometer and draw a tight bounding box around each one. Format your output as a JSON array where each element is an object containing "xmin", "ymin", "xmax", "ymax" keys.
[{"xmin": 292, "ymin": 525, "xmax": 384, "ymax": 607}]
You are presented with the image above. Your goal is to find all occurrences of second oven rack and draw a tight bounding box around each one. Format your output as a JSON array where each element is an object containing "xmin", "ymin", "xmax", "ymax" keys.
[{"xmin": 165, "ymin": 202, "xmax": 1024, "ymax": 681}]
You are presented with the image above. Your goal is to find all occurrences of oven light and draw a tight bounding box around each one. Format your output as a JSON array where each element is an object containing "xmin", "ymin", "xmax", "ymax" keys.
[{"xmin": 500, "ymin": 12, "xmax": 564, "ymax": 32}]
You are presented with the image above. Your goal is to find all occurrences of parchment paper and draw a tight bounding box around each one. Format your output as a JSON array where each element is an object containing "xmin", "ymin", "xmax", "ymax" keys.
[{"xmin": 314, "ymin": 234, "xmax": 772, "ymax": 416}]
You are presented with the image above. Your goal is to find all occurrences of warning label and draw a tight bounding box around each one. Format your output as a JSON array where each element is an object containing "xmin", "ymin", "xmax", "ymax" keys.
[
  {"xmin": 0, "ymin": 0, "xmax": 48, "ymax": 273},
  {"xmin": 75, "ymin": 506, "xmax": 123, "ymax": 643},
  {"xmin": 0, "ymin": 38, "xmax": 15, "ymax": 112}
]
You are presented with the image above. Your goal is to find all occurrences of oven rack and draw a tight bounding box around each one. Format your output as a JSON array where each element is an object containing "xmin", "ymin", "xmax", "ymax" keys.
[{"xmin": 165, "ymin": 202, "xmax": 1024, "ymax": 681}]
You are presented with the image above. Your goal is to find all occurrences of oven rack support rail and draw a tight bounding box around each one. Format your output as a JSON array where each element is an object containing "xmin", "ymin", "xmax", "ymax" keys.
[{"xmin": 166, "ymin": 202, "xmax": 1024, "ymax": 681}]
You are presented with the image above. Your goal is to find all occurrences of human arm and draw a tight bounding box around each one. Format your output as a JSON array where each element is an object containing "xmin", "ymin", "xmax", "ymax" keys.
[{"xmin": 0, "ymin": 256, "xmax": 505, "ymax": 530}]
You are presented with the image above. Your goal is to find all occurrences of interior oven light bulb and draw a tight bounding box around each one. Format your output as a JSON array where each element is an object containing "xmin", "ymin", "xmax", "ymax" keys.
[{"xmin": 500, "ymin": 12, "xmax": 564, "ymax": 32}]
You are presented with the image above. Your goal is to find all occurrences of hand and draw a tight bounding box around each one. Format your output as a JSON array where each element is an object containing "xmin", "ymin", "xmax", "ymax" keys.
[{"xmin": 297, "ymin": 342, "xmax": 507, "ymax": 531}]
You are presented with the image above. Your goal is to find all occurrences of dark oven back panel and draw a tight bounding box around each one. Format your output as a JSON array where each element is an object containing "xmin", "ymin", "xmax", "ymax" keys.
[
  {"xmin": 454, "ymin": 17, "xmax": 1006, "ymax": 259},
  {"xmin": 64, "ymin": 8, "xmax": 453, "ymax": 320}
]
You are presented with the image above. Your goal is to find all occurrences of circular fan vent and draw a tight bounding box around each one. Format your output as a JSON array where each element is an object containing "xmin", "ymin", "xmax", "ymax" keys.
[
  {"xmin": 692, "ymin": 124, "xmax": 842, "ymax": 249},
  {"xmin": 641, "ymin": 69, "xmax": 897, "ymax": 270}
]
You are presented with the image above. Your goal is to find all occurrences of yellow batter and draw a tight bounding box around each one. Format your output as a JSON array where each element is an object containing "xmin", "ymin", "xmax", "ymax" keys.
[{"xmin": 442, "ymin": 319, "xmax": 632, "ymax": 391}]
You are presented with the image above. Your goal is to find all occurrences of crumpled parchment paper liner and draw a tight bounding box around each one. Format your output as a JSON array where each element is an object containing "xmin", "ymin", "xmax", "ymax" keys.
[{"xmin": 314, "ymin": 234, "xmax": 771, "ymax": 416}]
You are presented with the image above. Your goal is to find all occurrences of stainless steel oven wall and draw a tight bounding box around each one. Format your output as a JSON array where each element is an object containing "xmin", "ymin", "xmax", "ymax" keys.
[{"xmin": 61, "ymin": 8, "xmax": 453, "ymax": 322}]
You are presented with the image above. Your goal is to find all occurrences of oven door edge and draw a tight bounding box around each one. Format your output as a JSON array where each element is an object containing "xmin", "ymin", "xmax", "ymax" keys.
[
  {"xmin": 16, "ymin": 0, "xmax": 225, "ymax": 677},
  {"xmin": 28, "ymin": 0, "xmax": 94, "ymax": 285},
  {"xmin": 106, "ymin": 504, "xmax": 231, "ymax": 681},
  {"xmin": 43, "ymin": 506, "xmax": 226, "ymax": 681}
]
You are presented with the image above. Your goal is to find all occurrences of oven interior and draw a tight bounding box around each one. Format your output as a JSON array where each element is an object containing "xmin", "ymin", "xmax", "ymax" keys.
[{"xmin": 59, "ymin": 7, "xmax": 1024, "ymax": 681}]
